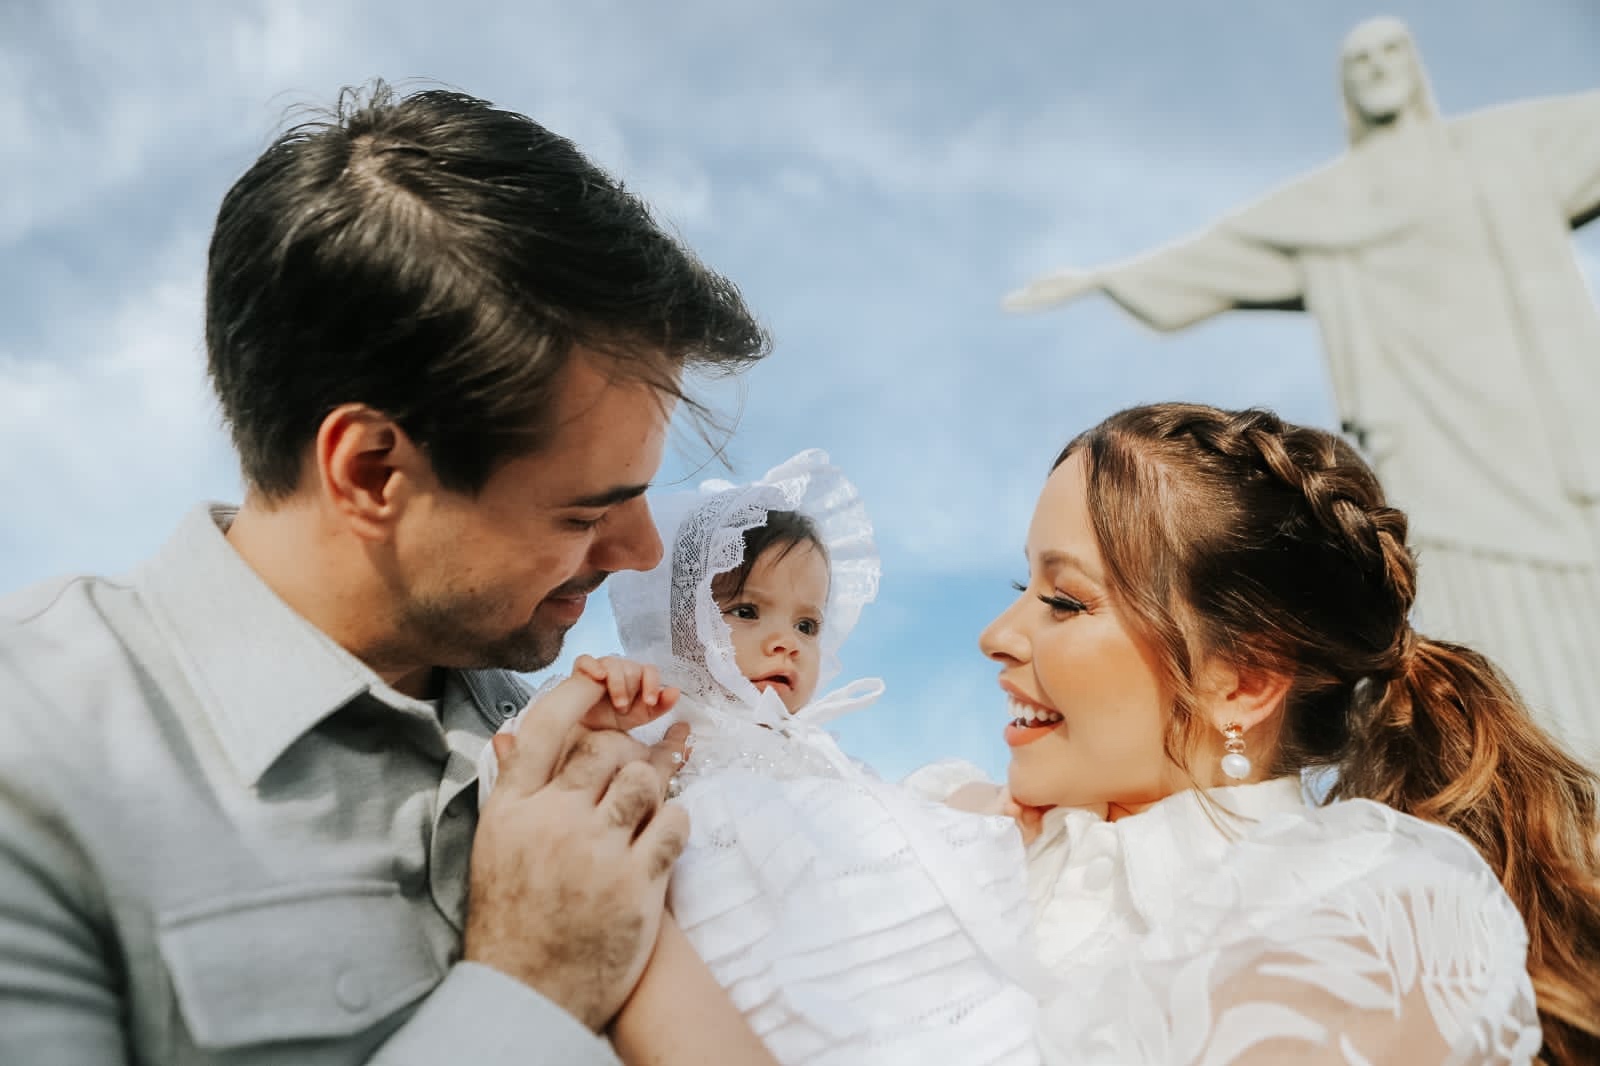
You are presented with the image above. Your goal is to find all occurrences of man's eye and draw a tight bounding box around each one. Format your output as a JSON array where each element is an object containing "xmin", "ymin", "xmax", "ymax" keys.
[{"xmin": 566, "ymin": 513, "xmax": 605, "ymax": 531}]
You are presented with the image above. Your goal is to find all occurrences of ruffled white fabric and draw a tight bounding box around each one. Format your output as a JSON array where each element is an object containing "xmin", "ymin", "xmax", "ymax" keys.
[
  {"xmin": 1021, "ymin": 779, "xmax": 1542, "ymax": 1064},
  {"xmin": 667, "ymin": 746, "xmax": 1042, "ymax": 1066},
  {"xmin": 608, "ymin": 451, "xmax": 1043, "ymax": 1063}
]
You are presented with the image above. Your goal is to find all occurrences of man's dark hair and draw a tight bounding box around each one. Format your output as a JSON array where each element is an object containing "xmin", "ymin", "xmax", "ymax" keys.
[
  {"xmin": 206, "ymin": 81, "xmax": 769, "ymax": 497},
  {"xmin": 710, "ymin": 510, "xmax": 828, "ymax": 605}
]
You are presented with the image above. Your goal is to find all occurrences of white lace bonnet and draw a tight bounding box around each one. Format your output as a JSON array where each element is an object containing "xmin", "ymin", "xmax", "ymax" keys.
[{"xmin": 606, "ymin": 448, "xmax": 882, "ymax": 727}]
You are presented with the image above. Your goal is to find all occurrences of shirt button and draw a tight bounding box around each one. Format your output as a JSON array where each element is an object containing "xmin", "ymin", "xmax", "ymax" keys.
[
  {"xmin": 1083, "ymin": 855, "xmax": 1115, "ymax": 892},
  {"xmin": 335, "ymin": 969, "xmax": 370, "ymax": 1013}
]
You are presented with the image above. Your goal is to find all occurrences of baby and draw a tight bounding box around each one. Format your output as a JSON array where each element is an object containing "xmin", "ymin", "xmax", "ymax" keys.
[{"xmin": 484, "ymin": 450, "xmax": 1041, "ymax": 1065}]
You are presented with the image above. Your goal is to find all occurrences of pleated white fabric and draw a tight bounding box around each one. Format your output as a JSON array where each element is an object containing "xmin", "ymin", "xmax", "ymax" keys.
[
  {"xmin": 667, "ymin": 750, "xmax": 1043, "ymax": 1066},
  {"xmin": 1413, "ymin": 536, "xmax": 1600, "ymax": 763}
]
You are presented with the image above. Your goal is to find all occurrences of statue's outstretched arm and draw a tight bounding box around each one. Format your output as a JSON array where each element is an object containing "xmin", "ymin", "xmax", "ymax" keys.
[
  {"xmin": 1002, "ymin": 268, "xmax": 1102, "ymax": 313},
  {"xmin": 1006, "ymin": 224, "xmax": 1304, "ymax": 334}
]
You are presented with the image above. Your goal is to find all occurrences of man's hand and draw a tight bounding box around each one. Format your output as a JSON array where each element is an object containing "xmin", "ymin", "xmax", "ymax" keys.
[{"xmin": 464, "ymin": 671, "xmax": 690, "ymax": 1031}]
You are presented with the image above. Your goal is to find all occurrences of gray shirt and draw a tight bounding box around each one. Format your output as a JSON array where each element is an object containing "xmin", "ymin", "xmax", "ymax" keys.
[{"xmin": 0, "ymin": 504, "xmax": 622, "ymax": 1065}]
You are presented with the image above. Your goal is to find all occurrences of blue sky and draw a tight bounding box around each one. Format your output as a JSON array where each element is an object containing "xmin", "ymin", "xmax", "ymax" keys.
[{"xmin": 4, "ymin": 0, "xmax": 1598, "ymax": 780}]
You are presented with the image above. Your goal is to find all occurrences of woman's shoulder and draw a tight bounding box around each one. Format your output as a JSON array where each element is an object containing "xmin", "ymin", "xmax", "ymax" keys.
[
  {"xmin": 1210, "ymin": 796, "xmax": 1529, "ymax": 959},
  {"xmin": 1040, "ymin": 796, "xmax": 1541, "ymax": 1064},
  {"xmin": 1243, "ymin": 795, "xmax": 1505, "ymax": 888}
]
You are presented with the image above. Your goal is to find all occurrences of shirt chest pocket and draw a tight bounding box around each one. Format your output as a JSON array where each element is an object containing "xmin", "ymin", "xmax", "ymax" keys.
[{"xmin": 156, "ymin": 880, "xmax": 446, "ymax": 1051}]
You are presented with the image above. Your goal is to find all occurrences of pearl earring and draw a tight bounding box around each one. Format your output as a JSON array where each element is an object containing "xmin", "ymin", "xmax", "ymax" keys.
[{"xmin": 1220, "ymin": 723, "xmax": 1252, "ymax": 781}]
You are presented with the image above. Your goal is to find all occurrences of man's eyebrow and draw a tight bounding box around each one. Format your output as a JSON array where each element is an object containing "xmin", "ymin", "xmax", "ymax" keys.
[{"xmin": 561, "ymin": 483, "xmax": 651, "ymax": 509}]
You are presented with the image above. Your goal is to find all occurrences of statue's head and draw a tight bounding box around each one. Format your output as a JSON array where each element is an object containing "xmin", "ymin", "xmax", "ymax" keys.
[{"xmin": 1339, "ymin": 16, "xmax": 1436, "ymax": 142}]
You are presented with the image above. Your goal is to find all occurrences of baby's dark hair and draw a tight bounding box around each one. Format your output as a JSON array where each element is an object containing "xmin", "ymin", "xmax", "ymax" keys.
[{"xmin": 710, "ymin": 510, "xmax": 828, "ymax": 604}]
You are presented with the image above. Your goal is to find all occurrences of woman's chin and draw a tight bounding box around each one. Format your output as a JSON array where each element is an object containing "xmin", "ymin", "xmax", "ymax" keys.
[{"xmin": 1005, "ymin": 766, "xmax": 1060, "ymax": 810}]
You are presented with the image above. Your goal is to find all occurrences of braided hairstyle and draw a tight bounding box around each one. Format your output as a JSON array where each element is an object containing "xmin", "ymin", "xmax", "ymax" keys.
[{"xmin": 1059, "ymin": 402, "xmax": 1600, "ymax": 1063}]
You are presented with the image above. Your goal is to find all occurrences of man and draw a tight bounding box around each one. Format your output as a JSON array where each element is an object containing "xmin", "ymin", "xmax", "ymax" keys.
[{"xmin": 0, "ymin": 83, "xmax": 769, "ymax": 1064}]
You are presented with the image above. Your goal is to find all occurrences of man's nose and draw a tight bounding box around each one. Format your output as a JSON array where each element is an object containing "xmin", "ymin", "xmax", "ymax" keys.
[{"xmin": 588, "ymin": 496, "xmax": 663, "ymax": 574}]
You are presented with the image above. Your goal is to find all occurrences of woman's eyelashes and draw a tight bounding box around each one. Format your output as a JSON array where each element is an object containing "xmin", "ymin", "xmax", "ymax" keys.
[{"xmin": 1011, "ymin": 579, "xmax": 1088, "ymax": 616}]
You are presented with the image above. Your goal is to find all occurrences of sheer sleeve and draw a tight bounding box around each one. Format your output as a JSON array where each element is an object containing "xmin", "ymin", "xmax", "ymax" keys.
[{"xmin": 1037, "ymin": 801, "xmax": 1541, "ymax": 1065}]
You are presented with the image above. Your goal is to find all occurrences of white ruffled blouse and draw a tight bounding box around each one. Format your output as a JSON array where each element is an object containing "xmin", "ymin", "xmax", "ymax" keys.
[{"xmin": 1017, "ymin": 778, "xmax": 1544, "ymax": 1064}]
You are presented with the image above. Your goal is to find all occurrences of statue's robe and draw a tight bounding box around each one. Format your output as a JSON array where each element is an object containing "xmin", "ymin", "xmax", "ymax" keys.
[{"xmin": 1099, "ymin": 92, "xmax": 1600, "ymax": 757}]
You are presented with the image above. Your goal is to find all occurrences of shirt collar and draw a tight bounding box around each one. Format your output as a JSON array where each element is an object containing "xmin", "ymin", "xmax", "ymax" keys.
[
  {"xmin": 133, "ymin": 503, "xmax": 428, "ymax": 785},
  {"xmin": 1117, "ymin": 777, "xmax": 1309, "ymax": 928},
  {"xmin": 1030, "ymin": 777, "xmax": 1310, "ymax": 931}
]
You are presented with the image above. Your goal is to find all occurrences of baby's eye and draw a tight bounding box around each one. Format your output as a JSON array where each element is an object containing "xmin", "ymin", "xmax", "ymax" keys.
[
  {"xmin": 796, "ymin": 618, "xmax": 822, "ymax": 637},
  {"xmin": 724, "ymin": 603, "xmax": 759, "ymax": 620}
]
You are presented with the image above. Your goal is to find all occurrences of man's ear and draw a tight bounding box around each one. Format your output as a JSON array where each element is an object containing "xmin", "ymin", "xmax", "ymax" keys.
[
  {"xmin": 1194, "ymin": 657, "xmax": 1292, "ymax": 734},
  {"xmin": 314, "ymin": 404, "xmax": 430, "ymax": 541}
]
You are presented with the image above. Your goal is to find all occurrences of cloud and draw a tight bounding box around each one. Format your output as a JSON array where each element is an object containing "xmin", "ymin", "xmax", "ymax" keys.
[
  {"xmin": 4, "ymin": 0, "xmax": 1597, "ymax": 781},
  {"xmin": 0, "ymin": 227, "xmax": 238, "ymax": 582}
]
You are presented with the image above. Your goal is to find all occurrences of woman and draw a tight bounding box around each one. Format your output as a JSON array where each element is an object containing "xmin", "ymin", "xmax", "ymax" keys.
[{"xmin": 612, "ymin": 403, "xmax": 1600, "ymax": 1064}]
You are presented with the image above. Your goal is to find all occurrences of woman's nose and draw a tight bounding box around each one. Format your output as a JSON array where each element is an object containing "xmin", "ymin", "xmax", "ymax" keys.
[{"xmin": 979, "ymin": 598, "xmax": 1028, "ymax": 665}]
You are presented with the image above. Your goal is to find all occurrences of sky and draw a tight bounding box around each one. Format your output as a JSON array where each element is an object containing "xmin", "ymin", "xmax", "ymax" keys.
[{"xmin": 4, "ymin": 0, "xmax": 1598, "ymax": 781}]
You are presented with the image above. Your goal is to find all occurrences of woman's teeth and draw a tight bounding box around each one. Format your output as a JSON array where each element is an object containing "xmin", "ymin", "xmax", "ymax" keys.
[{"xmin": 1008, "ymin": 697, "xmax": 1063, "ymax": 728}]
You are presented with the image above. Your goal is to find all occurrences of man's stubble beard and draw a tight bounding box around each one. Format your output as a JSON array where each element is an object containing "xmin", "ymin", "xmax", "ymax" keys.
[{"xmin": 392, "ymin": 587, "xmax": 576, "ymax": 675}]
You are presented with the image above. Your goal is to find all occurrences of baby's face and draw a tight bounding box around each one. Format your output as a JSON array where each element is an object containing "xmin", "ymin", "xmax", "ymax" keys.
[{"xmin": 717, "ymin": 542, "xmax": 830, "ymax": 713}]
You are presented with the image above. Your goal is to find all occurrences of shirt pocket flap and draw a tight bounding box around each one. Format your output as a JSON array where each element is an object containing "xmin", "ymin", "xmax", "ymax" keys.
[{"xmin": 158, "ymin": 880, "xmax": 445, "ymax": 1049}]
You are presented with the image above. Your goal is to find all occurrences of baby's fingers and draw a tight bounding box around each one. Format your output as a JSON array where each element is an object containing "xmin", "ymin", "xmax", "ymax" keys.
[
  {"xmin": 640, "ymin": 663, "xmax": 663, "ymax": 709},
  {"xmin": 604, "ymin": 663, "xmax": 636, "ymax": 710},
  {"xmin": 573, "ymin": 654, "xmax": 608, "ymax": 684},
  {"xmin": 580, "ymin": 684, "xmax": 681, "ymax": 733}
]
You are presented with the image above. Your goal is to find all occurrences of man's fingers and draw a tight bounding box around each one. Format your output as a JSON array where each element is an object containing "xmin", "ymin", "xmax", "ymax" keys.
[
  {"xmin": 635, "ymin": 802, "xmax": 690, "ymax": 880},
  {"xmin": 600, "ymin": 760, "xmax": 662, "ymax": 836},
  {"xmin": 573, "ymin": 654, "xmax": 607, "ymax": 683},
  {"xmin": 646, "ymin": 721, "xmax": 691, "ymax": 798},
  {"xmin": 553, "ymin": 727, "xmax": 654, "ymax": 800},
  {"xmin": 491, "ymin": 732, "xmax": 516, "ymax": 764},
  {"xmin": 495, "ymin": 674, "xmax": 608, "ymax": 796}
]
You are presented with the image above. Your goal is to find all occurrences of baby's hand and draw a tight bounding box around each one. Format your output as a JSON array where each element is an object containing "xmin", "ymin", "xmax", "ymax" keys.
[
  {"xmin": 572, "ymin": 654, "xmax": 680, "ymax": 731},
  {"xmin": 999, "ymin": 789, "xmax": 1049, "ymax": 846},
  {"xmin": 945, "ymin": 782, "xmax": 1005, "ymax": 815}
]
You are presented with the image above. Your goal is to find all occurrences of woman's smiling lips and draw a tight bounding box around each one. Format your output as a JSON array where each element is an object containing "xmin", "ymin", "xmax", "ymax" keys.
[{"xmin": 1000, "ymin": 681, "xmax": 1065, "ymax": 747}]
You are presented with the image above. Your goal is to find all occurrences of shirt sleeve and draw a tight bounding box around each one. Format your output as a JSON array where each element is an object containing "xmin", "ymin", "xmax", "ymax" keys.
[
  {"xmin": 369, "ymin": 963, "xmax": 621, "ymax": 1065},
  {"xmin": 0, "ymin": 780, "xmax": 128, "ymax": 1065}
]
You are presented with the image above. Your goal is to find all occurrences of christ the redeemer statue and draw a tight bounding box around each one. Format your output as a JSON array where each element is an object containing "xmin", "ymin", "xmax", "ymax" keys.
[{"xmin": 1006, "ymin": 16, "xmax": 1600, "ymax": 760}]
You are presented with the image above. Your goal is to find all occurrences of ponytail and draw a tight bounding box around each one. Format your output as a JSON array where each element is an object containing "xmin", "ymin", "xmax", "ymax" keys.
[
  {"xmin": 1333, "ymin": 637, "xmax": 1600, "ymax": 1064},
  {"xmin": 1066, "ymin": 402, "xmax": 1600, "ymax": 1063}
]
